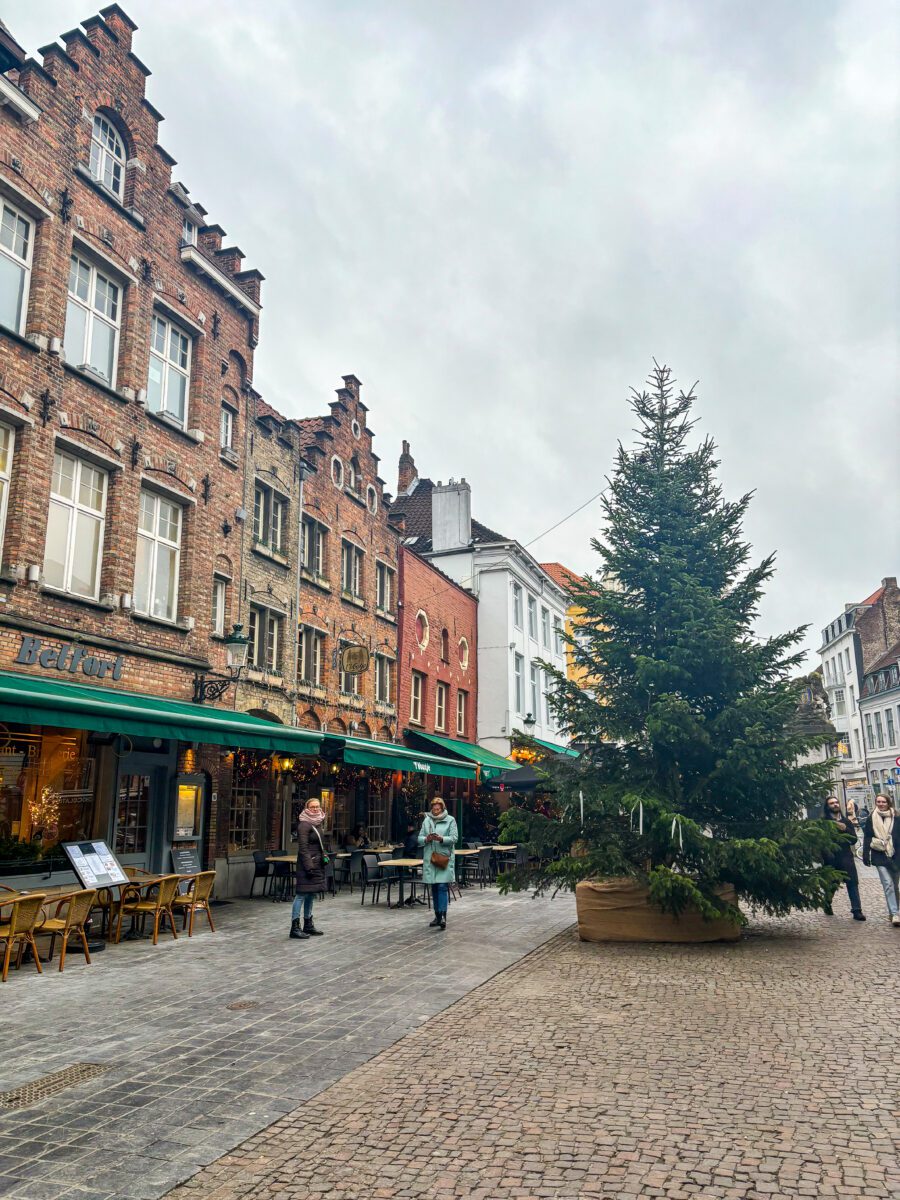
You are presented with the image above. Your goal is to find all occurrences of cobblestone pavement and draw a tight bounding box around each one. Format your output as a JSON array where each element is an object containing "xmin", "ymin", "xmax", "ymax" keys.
[
  {"xmin": 0, "ymin": 884, "xmax": 573, "ymax": 1200},
  {"xmin": 167, "ymin": 873, "xmax": 900, "ymax": 1200}
]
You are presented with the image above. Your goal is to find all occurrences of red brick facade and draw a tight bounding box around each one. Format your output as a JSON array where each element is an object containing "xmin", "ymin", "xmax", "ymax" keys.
[{"xmin": 397, "ymin": 546, "xmax": 477, "ymax": 744}]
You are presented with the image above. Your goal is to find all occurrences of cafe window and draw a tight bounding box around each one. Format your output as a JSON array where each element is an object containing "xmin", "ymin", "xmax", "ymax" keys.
[
  {"xmin": 0, "ymin": 422, "xmax": 15, "ymax": 562},
  {"xmin": 115, "ymin": 774, "xmax": 149, "ymax": 855},
  {"xmin": 376, "ymin": 654, "xmax": 392, "ymax": 704},
  {"xmin": 435, "ymin": 682, "xmax": 448, "ymax": 731},
  {"xmin": 134, "ymin": 489, "xmax": 182, "ymax": 622},
  {"xmin": 299, "ymin": 625, "xmax": 324, "ymax": 687},
  {"xmin": 228, "ymin": 786, "xmax": 260, "ymax": 853},
  {"xmin": 376, "ymin": 561, "xmax": 395, "ymax": 614},
  {"xmin": 457, "ymin": 689, "xmax": 468, "ymax": 736},
  {"xmin": 44, "ymin": 449, "xmax": 107, "ymax": 600},
  {"xmin": 249, "ymin": 605, "xmax": 281, "ymax": 673},
  {"xmin": 410, "ymin": 671, "xmax": 425, "ymax": 724}
]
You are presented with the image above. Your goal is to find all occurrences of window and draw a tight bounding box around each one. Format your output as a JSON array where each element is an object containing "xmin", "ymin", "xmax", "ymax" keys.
[
  {"xmin": 134, "ymin": 489, "xmax": 181, "ymax": 621},
  {"xmin": 341, "ymin": 540, "xmax": 363, "ymax": 599},
  {"xmin": 331, "ymin": 456, "xmax": 344, "ymax": 489},
  {"xmin": 512, "ymin": 582, "xmax": 523, "ymax": 629},
  {"xmin": 541, "ymin": 606, "xmax": 551, "ymax": 647},
  {"xmin": 299, "ymin": 625, "xmax": 325, "ymax": 686},
  {"xmin": 212, "ymin": 577, "xmax": 226, "ymax": 636},
  {"xmin": 530, "ymin": 663, "xmax": 539, "ymax": 720},
  {"xmin": 220, "ymin": 404, "xmax": 234, "ymax": 450},
  {"xmin": 457, "ymin": 689, "xmax": 467, "ymax": 736},
  {"xmin": 886, "ymin": 708, "xmax": 896, "ymax": 746},
  {"xmin": 366, "ymin": 485, "xmax": 378, "ymax": 514},
  {"xmin": 553, "ymin": 616, "xmax": 563, "ymax": 655},
  {"xmin": 339, "ymin": 641, "xmax": 361, "ymax": 695},
  {"xmin": 65, "ymin": 254, "xmax": 121, "ymax": 384},
  {"xmin": 435, "ymin": 682, "xmax": 448, "ymax": 731},
  {"xmin": 376, "ymin": 655, "xmax": 392, "ymax": 703},
  {"xmin": 441, "ymin": 628, "xmax": 450, "ymax": 663},
  {"xmin": 115, "ymin": 774, "xmax": 149, "ymax": 855},
  {"xmin": 849, "ymin": 685, "xmax": 856, "ymax": 713},
  {"xmin": 844, "ymin": 648, "xmax": 851, "ymax": 673},
  {"xmin": 376, "ymin": 562, "xmax": 395, "ymax": 614},
  {"xmin": 458, "ymin": 637, "xmax": 469, "ymax": 669},
  {"xmin": 864, "ymin": 713, "xmax": 875, "ymax": 751},
  {"xmin": 514, "ymin": 654, "xmax": 524, "ymax": 714},
  {"xmin": 148, "ymin": 313, "xmax": 191, "ymax": 427},
  {"xmin": 526, "ymin": 594, "xmax": 537, "ymax": 640},
  {"xmin": 89, "ymin": 114, "xmax": 126, "ymax": 198},
  {"xmin": 0, "ymin": 422, "xmax": 13, "ymax": 560},
  {"xmin": 301, "ymin": 517, "xmax": 326, "ymax": 578},
  {"xmin": 253, "ymin": 484, "xmax": 285, "ymax": 554},
  {"xmin": 0, "ymin": 201, "xmax": 32, "ymax": 334},
  {"xmin": 410, "ymin": 671, "xmax": 424, "ymax": 724},
  {"xmin": 347, "ymin": 457, "xmax": 359, "ymax": 494},
  {"xmin": 181, "ymin": 217, "xmax": 197, "ymax": 246},
  {"xmin": 874, "ymin": 711, "xmax": 885, "ymax": 749},
  {"xmin": 834, "ymin": 688, "xmax": 846, "ymax": 719},
  {"xmin": 44, "ymin": 450, "xmax": 107, "ymax": 599},
  {"xmin": 415, "ymin": 610, "xmax": 429, "ymax": 649},
  {"xmin": 248, "ymin": 605, "xmax": 280, "ymax": 672},
  {"xmin": 228, "ymin": 784, "xmax": 260, "ymax": 854},
  {"xmin": 543, "ymin": 670, "xmax": 552, "ymax": 725},
  {"xmin": 854, "ymin": 729, "xmax": 862, "ymax": 759}
]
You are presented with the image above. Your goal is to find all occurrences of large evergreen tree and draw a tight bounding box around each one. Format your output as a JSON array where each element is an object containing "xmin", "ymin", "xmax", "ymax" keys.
[{"xmin": 501, "ymin": 364, "xmax": 842, "ymax": 920}]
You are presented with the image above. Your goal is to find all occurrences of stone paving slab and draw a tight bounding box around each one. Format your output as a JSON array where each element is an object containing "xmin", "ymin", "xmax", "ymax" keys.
[
  {"xmin": 167, "ymin": 873, "xmax": 900, "ymax": 1200},
  {"xmin": 0, "ymin": 884, "xmax": 574, "ymax": 1200}
]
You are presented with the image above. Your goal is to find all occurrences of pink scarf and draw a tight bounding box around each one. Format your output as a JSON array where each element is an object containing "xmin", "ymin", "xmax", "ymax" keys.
[{"xmin": 299, "ymin": 807, "xmax": 325, "ymax": 828}]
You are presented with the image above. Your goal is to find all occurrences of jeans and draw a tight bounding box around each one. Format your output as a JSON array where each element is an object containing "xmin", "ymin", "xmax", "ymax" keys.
[
  {"xmin": 292, "ymin": 893, "xmax": 314, "ymax": 921},
  {"xmin": 874, "ymin": 864, "xmax": 900, "ymax": 916},
  {"xmin": 845, "ymin": 877, "xmax": 862, "ymax": 914},
  {"xmin": 431, "ymin": 883, "xmax": 449, "ymax": 915}
]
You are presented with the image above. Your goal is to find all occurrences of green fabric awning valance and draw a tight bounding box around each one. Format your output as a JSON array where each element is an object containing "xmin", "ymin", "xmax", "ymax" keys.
[
  {"xmin": 531, "ymin": 736, "xmax": 580, "ymax": 758},
  {"xmin": 0, "ymin": 671, "xmax": 323, "ymax": 755},
  {"xmin": 327, "ymin": 734, "xmax": 477, "ymax": 781},
  {"xmin": 403, "ymin": 729, "xmax": 518, "ymax": 781}
]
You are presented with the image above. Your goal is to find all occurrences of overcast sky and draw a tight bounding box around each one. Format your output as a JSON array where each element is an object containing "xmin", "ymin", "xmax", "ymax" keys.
[{"xmin": 10, "ymin": 0, "xmax": 899, "ymax": 661}]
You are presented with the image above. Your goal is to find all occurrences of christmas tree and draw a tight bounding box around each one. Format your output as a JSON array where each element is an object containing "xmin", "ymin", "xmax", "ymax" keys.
[{"xmin": 501, "ymin": 364, "xmax": 842, "ymax": 921}]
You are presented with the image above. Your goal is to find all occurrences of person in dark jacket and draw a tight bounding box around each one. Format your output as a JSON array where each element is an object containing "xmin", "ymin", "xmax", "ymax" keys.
[
  {"xmin": 290, "ymin": 798, "xmax": 327, "ymax": 940},
  {"xmin": 822, "ymin": 797, "xmax": 865, "ymax": 920},
  {"xmin": 862, "ymin": 793, "xmax": 900, "ymax": 927}
]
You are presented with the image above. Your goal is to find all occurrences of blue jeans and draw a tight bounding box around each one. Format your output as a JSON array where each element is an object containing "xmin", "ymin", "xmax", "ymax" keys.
[
  {"xmin": 874, "ymin": 864, "xmax": 900, "ymax": 916},
  {"xmin": 292, "ymin": 894, "xmax": 314, "ymax": 921},
  {"xmin": 431, "ymin": 883, "xmax": 448, "ymax": 915}
]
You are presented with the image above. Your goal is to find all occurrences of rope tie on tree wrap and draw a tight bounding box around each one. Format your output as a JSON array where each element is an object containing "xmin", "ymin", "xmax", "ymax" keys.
[
  {"xmin": 630, "ymin": 800, "xmax": 644, "ymax": 836},
  {"xmin": 671, "ymin": 816, "xmax": 683, "ymax": 850}
]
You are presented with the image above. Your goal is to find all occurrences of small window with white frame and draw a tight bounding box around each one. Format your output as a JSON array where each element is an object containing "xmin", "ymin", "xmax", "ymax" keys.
[
  {"xmin": 299, "ymin": 625, "xmax": 325, "ymax": 687},
  {"xmin": 181, "ymin": 217, "xmax": 197, "ymax": 246},
  {"xmin": 457, "ymin": 689, "xmax": 467, "ymax": 736},
  {"xmin": 514, "ymin": 654, "xmax": 524, "ymax": 714},
  {"xmin": 375, "ymin": 654, "xmax": 392, "ymax": 704},
  {"xmin": 541, "ymin": 606, "xmax": 551, "ymax": 647},
  {"xmin": 512, "ymin": 582, "xmax": 523, "ymax": 629},
  {"xmin": 527, "ymin": 594, "xmax": 537, "ymax": 640},
  {"xmin": 253, "ymin": 483, "xmax": 285, "ymax": 554},
  {"xmin": 376, "ymin": 562, "xmax": 395, "ymax": 614},
  {"xmin": 44, "ymin": 449, "xmax": 107, "ymax": 599},
  {"xmin": 435, "ymin": 682, "xmax": 448, "ymax": 731},
  {"xmin": 148, "ymin": 313, "xmax": 191, "ymax": 427},
  {"xmin": 0, "ymin": 422, "xmax": 14, "ymax": 562},
  {"xmin": 249, "ymin": 605, "xmax": 281, "ymax": 673},
  {"xmin": 339, "ymin": 641, "xmax": 362, "ymax": 695},
  {"xmin": 212, "ymin": 576, "xmax": 227, "ymax": 636},
  {"xmin": 341, "ymin": 540, "xmax": 364, "ymax": 599},
  {"xmin": 220, "ymin": 403, "xmax": 235, "ymax": 451},
  {"xmin": 410, "ymin": 671, "xmax": 424, "ymax": 724},
  {"xmin": 0, "ymin": 200, "xmax": 32, "ymax": 335},
  {"xmin": 134, "ymin": 488, "xmax": 182, "ymax": 622},
  {"xmin": 89, "ymin": 114, "xmax": 126, "ymax": 198},
  {"xmin": 301, "ymin": 516, "xmax": 326, "ymax": 578},
  {"xmin": 553, "ymin": 615, "xmax": 563, "ymax": 655},
  {"xmin": 65, "ymin": 253, "xmax": 121, "ymax": 384}
]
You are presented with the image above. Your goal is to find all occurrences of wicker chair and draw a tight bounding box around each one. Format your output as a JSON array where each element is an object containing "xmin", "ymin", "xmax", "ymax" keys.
[
  {"xmin": 115, "ymin": 874, "xmax": 180, "ymax": 945},
  {"xmin": 1, "ymin": 893, "xmax": 47, "ymax": 982},
  {"xmin": 37, "ymin": 889, "xmax": 97, "ymax": 972},
  {"xmin": 172, "ymin": 871, "xmax": 216, "ymax": 936}
]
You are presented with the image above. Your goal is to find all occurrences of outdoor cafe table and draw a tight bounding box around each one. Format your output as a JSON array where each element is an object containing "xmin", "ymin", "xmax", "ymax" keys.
[
  {"xmin": 377, "ymin": 858, "xmax": 423, "ymax": 908},
  {"xmin": 491, "ymin": 845, "xmax": 517, "ymax": 851}
]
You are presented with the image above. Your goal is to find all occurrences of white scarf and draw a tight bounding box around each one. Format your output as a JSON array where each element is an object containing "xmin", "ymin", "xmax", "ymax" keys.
[{"xmin": 871, "ymin": 810, "xmax": 895, "ymax": 860}]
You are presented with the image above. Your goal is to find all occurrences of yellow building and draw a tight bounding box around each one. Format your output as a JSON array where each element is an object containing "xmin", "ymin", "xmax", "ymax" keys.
[{"xmin": 539, "ymin": 562, "xmax": 593, "ymax": 689}]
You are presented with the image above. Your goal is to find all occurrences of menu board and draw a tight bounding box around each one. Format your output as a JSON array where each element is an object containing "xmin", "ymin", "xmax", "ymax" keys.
[
  {"xmin": 63, "ymin": 840, "xmax": 129, "ymax": 888},
  {"xmin": 171, "ymin": 846, "xmax": 201, "ymax": 876}
]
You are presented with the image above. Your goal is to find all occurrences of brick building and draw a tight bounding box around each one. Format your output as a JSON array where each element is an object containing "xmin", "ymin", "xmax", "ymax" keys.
[{"xmin": 0, "ymin": 7, "xmax": 319, "ymax": 892}]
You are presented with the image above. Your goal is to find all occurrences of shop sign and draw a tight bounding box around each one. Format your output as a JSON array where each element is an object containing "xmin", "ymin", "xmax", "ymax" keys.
[
  {"xmin": 15, "ymin": 635, "xmax": 125, "ymax": 681},
  {"xmin": 412, "ymin": 760, "xmax": 432, "ymax": 773},
  {"xmin": 339, "ymin": 644, "xmax": 370, "ymax": 674}
]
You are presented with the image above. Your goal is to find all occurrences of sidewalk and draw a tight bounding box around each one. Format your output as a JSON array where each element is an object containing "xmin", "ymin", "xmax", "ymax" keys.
[
  {"xmin": 0, "ymin": 885, "xmax": 574, "ymax": 1200},
  {"xmin": 168, "ymin": 873, "xmax": 900, "ymax": 1200}
]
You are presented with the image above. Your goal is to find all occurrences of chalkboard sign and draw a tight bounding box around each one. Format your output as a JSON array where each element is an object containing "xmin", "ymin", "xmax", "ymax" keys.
[
  {"xmin": 171, "ymin": 846, "xmax": 201, "ymax": 876},
  {"xmin": 63, "ymin": 841, "xmax": 129, "ymax": 888}
]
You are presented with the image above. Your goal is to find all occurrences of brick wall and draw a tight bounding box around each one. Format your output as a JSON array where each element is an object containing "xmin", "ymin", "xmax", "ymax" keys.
[{"xmin": 857, "ymin": 579, "xmax": 900, "ymax": 672}]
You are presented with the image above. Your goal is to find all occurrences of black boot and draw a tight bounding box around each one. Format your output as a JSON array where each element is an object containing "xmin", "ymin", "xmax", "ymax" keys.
[
  {"xmin": 437, "ymin": 914, "xmax": 446, "ymax": 931},
  {"xmin": 289, "ymin": 918, "xmax": 309, "ymax": 940},
  {"xmin": 303, "ymin": 918, "xmax": 324, "ymax": 936},
  {"xmin": 853, "ymin": 911, "xmax": 866, "ymax": 921},
  {"xmin": 428, "ymin": 914, "xmax": 442, "ymax": 928}
]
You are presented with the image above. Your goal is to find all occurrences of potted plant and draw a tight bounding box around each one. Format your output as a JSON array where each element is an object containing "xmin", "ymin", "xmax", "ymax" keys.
[{"xmin": 499, "ymin": 365, "xmax": 842, "ymax": 941}]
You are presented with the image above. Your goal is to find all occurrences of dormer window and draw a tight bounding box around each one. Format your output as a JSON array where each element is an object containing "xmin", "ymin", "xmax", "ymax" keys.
[
  {"xmin": 90, "ymin": 115, "xmax": 126, "ymax": 199},
  {"xmin": 181, "ymin": 217, "xmax": 197, "ymax": 246}
]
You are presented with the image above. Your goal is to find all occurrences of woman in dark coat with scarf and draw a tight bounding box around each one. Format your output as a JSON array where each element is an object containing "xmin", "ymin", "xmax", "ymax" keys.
[
  {"xmin": 822, "ymin": 797, "xmax": 865, "ymax": 920},
  {"xmin": 290, "ymin": 798, "xmax": 327, "ymax": 940}
]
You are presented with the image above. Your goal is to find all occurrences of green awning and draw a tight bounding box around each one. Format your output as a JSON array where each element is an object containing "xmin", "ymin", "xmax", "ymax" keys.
[
  {"xmin": 532, "ymin": 736, "xmax": 580, "ymax": 758},
  {"xmin": 327, "ymin": 734, "xmax": 476, "ymax": 781},
  {"xmin": 404, "ymin": 729, "xmax": 518, "ymax": 781},
  {"xmin": 0, "ymin": 671, "xmax": 323, "ymax": 755}
]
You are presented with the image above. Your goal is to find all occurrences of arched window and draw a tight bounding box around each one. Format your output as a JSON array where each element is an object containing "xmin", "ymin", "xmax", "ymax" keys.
[
  {"xmin": 441, "ymin": 628, "xmax": 449, "ymax": 663},
  {"xmin": 90, "ymin": 114, "xmax": 126, "ymax": 198}
]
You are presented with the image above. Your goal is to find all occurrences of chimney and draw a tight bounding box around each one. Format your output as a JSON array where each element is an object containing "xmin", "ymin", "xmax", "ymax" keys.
[
  {"xmin": 431, "ymin": 478, "xmax": 472, "ymax": 553},
  {"xmin": 398, "ymin": 440, "xmax": 417, "ymax": 496}
]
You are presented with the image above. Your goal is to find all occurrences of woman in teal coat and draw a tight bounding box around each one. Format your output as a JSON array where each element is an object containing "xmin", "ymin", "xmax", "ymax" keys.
[{"xmin": 418, "ymin": 797, "xmax": 458, "ymax": 931}]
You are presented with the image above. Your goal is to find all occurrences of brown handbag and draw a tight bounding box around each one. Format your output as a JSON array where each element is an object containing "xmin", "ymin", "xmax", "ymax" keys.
[{"xmin": 431, "ymin": 846, "xmax": 450, "ymax": 870}]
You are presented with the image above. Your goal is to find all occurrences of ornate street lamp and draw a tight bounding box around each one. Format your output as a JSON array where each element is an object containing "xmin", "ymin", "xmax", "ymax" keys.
[{"xmin": 192, "ymin": 624, "xmax": 250, "ymax": 703}]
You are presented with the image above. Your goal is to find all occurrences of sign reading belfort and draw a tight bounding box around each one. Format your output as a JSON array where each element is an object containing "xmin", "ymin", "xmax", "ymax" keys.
[{"xmin": 15, "ymin": 635, "xmax": 126, "ymax": 681}]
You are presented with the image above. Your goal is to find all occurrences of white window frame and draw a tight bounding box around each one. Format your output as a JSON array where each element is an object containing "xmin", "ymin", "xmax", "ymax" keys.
[
  {"xmin": 212, "ymin": 576, "xmax": 227, "ymax": 637},
  {"xmin": 543, "ymin": 670, "xmax": 552, "ymax": 725},
  {"xmin": 458, "ymin": 637, "xmax": 469, "ymax": 669},
  {"xmin": 435, "ymin": 682, "xmax": 448, "ymax": 731},
  {"xmin": 834, "ymin": 687, "xmax": 846, "ymax": 719},
  {"xmin": 299, "ymin": 625, "xmax": 325, "ymax": 687},
  {"xmin": 0, "ymin": 422, "xmax": 14, "ymax": 563},
  {"xmin": 529, "ymin": 663, "xmax": 539, "ymax": 720},
  {"xmin": 65, "ymin": 253, "xmax": 121, "ymax": 385},
  {"xmin": 512, "ymin": 582, "xmax": 523, "ymax": 629},
  {"xmin": 301, "ymin": 516, "xmax": 326, "ymax": 578},
  {"xmin": 415, "ymin": 610, "xmax": 430, "ymax": 650},
  {"xmin": 134, "ymin": 488, "xmax": 182, "ymax": 622},
  {"xmin": 886, "ymin": 707, "xmax": 896, "ymax": 747},
  {"xmin": 44, "ymin": 449, "xmax": 107, "ymax": 600},
  {"xmin": 339, "ymin": 640, "xmax": 361, "ymax": 695},
  {"xmin": 541, "ymin": 606, "xmax": 551, "ymax": 648},
  {"xmin": 553, "ymin": 615, "xmax": 563, "ymax": 656},
  {"xmin": 527, "ymin": 594, "xmax": 537, "ymax": 640},
  {"xmin": 376, "ymin": 561, "xmax": 395, "ymax": 614},
  {"xmin": 220, "ymin": 404, "xmax": 234, "ymax": 450},
  {"xmin": 0, "ymin": 199, "xmax": 32, "ymax": 335},
  {"xmin": 457, "ymin": 689, "xmax": 467, "ymax": 736},
  {"xmin": 249, "ymin": 605, "xmax": 281, "ymax": 673},
  {"xmin": 864, "ymin": 713, "xmax": 874, "ymax": 750},
  {"xmin": 148, "ymin": 312, "xmax": 192, "ymax": 428},
  {"xmin": 182, "ymin": 217, "xmax": 198, "ymax": 246},
  {"xmin": 375, "ymin": 654, "xmax": 392, "ymax": 703},
  {"xmin": 874, "ymin": 711, "xmax": 885, "ymax": 749},
  {"xmin": 89, "ymin": 114, "xmax": 126, "ymax": 198},
  {"xmin": 514, "ymin": 653, "xmax": 524, "ymax": 714},
  {"xmin": 253, "ymin": 483, "xmax": 285, "ymax": 554},
  {"xmin": 410, "ymin": 671, "xmax": 424, "ymax": 724},
  {"xmin": 341, "ymin": 540, "xmax": 363, "ymax": 598}
]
